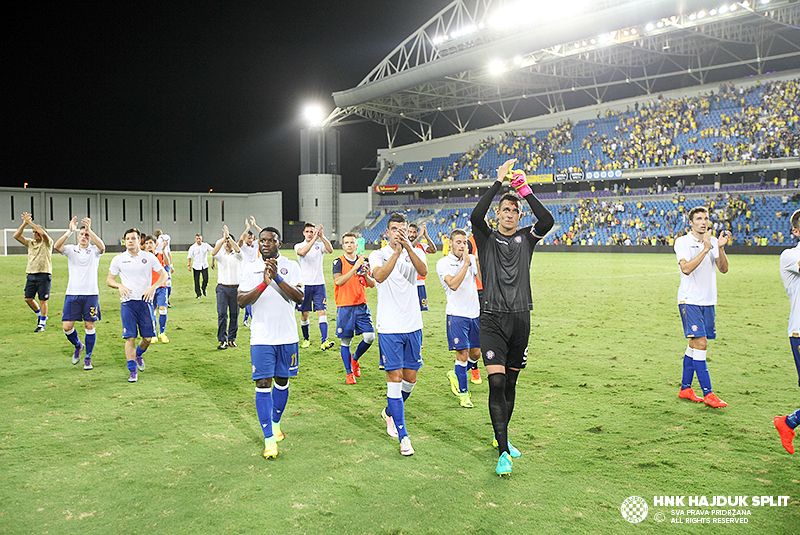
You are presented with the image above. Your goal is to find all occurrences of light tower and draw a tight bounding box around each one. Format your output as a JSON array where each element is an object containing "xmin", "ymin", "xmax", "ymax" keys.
[{"xmin": 299, "ymin": 105, "xmax": 340, "ymax": 242}]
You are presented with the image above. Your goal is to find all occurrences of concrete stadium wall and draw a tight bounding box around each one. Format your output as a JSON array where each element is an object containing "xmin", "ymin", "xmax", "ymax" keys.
[
  {"xmin": 0, "ymin": 187, "xmax": 281, "ymax": 253},
  {"xmin": 339, "ymin": 190, "xmax": 371, "ymax": 235},
  {"xmin": 298, "ymin": 173, "xmax": 340, "ymax": 240}
]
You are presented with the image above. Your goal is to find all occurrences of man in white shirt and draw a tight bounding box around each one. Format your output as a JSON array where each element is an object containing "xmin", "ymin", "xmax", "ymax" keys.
[
  {"xmin": 213, "ymin": 225, "xmax": 242, "ymax": 349},
  {"xmin": 294, "ymin": 222, "xmax": 334, "ymax": 350},
  {"xmin": 408, "ymin": 223, "xmax": 437, "ymax": 311},
  {"xmin": 107, "ymin": 228, "xmax": 168, "ymax": 382},
  {"xmin": 187, "ymin": 234, "xmax": 214, "ymax": 298},
  {"xmin": 775, "ymin": 209, "xmax": 800, "ymax": 454},
  {"xmin": 53, "ymin": 217, "xmax": 105, "ymax": 370},
  {"xmin": 238, "ymin": 227, "xmax": 304, "ymax": 459},
  {"xmin": 436, "ymin": 229, "xmax": 481, "ymax": 408},
  {"xmin": 674, "ymin": 206, "xmax": 731, "ymax": 408},
  {"xmin": 238, "ymin": 216, "xmax": 261, "ymax": 327},
  {"xmin": 369, "ymin": 212, "xmax": 428, "ymax": 456}
]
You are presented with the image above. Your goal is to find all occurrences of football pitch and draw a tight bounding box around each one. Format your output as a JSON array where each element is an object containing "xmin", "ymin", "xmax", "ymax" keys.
[{"xmin": 1, "ymin": 250, "xmax": 797, "ymax": 534}]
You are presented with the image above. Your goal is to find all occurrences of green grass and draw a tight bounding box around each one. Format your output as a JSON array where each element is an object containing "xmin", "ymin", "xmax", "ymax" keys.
[{"xmin": 1, "ymin": 250, "xmax": 798, "ymax": 534}]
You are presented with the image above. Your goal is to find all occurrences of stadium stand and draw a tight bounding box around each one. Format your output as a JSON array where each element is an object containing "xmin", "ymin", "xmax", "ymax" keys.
[{"xmin": 384, "ymin": 79, "xmax": 799, "ymax": 187}]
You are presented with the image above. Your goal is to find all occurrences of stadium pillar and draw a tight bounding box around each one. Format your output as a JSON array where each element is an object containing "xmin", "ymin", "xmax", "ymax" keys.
[{"xmin": 300, "ymin": 128, "xmax": 341, "ymax": 241}]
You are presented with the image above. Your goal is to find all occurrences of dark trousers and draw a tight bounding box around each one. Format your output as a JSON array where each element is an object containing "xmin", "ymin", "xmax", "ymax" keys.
[
  {"xmin": 193, "ymin": 268, "xmax": 209, "ymax": 297},
  {"xmin": 216, "ymin": 284, "xmax": 239, "ymax": 342}
]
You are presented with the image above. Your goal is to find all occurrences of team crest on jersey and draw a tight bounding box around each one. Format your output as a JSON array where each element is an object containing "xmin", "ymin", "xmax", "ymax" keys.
[
  {"xmin": 280, "ymin": 268, "xmax": 288, "ymax": 275},
  {"xmin": 404, "ymin": 256, "xmax": 411, "ymax": 262},
  {"xmin": 142, "ymin": 258, "xmax": 147, "ymax": 263},
  {"xmin": 514, "ymin": 236, "xmax": 522, "ymax": 243},
  {"xmin": 486, "ymin": 350, "xmax": 495, "ymax": 360}
]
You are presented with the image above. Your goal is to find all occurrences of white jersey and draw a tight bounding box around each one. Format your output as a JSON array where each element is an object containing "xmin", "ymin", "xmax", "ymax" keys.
[
  {"xmin": 240, "ymin": 240, "xmax": 259, "ymax": 267},
  {"xmin": 156, "ymin": 234, "xmax": 171, "ymax": 255},
  {"xmin": 187, "ymin": 242, "xmax": 213, "ymax": 269},
  {"xmin": 294, "ymin": 239, "xmax": 328, "ymax": 285},
  {"xmin": 780, "ymin": 243, "xmax": 800, "ymax": 336},
  {"xmin": 369, "ymin": 245, "xmax": 425, "ymax": 334},
  {"xmin": 674, "ymin": 233, "xmax": 719, "ymax": 306},
  {"xmin": 240, "ymin": 254, "xmax": 302, "ymax": 345},
  {"xmin": 436, "ymin": 253, "xmax": 479, "ymax": 319},
  {"xmin": 61, "ymin": 244, "xmax": 103, "ymax": 295},
  {"xmin": 108, "ymin": 250, "xmax": 164, "ymax": 301}
]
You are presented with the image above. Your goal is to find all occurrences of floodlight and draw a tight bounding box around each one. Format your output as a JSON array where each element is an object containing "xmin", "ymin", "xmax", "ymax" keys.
[
  {"xmin": 698, "ymin": 10, "xmax": 706, "ymax": 18},
  {"xmin": 709, "ymin": 8, "xmax": 717, "ymax": 15},
  {"xmin": 760, "ymin": 0, "xmax": 770, "ymax": 4},
  {"xmin": 656, "ymin": 21, "xmax": 664, "ymax": 28},
  {"xmin": 730, "ymin": 3, "xmax": 737, "ymax": 10},
  {"xmin": 513, "ymin": 56, "xmax": 523, "ymax": 65},
  {"xmin": 304, "ymin": 105, "xmax": 324, "ymax": 125},
  {"xmin": 689, "ymin": 13, "xmax": 697, "ymax": 20},
  {"xmin": 630, "ymin": 28, "xmax": 637, "ymax": 35},
  {"xmin": 489, "ymin": 60, "xmax": 505, "ymax": 74},
  {"xmin": 646, "ymin": 22, "xmax": 654, "ymax": 31},
  {"xmin": 719, "ymin": 5, "xmax": 729, "ymax": 13}
]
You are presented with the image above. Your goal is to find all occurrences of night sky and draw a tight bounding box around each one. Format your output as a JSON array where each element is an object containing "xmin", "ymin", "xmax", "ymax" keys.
[{"xmin": 5, "ymin": 3, "xmax": 445, "ymax": 220}]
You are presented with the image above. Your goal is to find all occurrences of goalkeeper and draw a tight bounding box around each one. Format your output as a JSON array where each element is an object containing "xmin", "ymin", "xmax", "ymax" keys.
[{"xmin": 470, "ymin": 158, "xmax": 553, "ymax": 476}]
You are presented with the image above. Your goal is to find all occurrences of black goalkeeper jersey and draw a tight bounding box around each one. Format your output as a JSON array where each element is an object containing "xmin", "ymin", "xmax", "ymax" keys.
[{"xmin": 470, "ymin": 181, "xmax": 554, "ymax": 314}]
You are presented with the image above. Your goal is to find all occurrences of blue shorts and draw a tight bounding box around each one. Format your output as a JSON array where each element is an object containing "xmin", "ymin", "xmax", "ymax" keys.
[
  {"xmin": 447, "ymin": 315, "xmax": 480, "ymax": 351},
  {"xmin": 154, "ymin": 287, "xmax": 168, "ymax": 308},
  {"xmin": 790, "ymin": 337, "xmax": 800, "ymax": 387},
  {"xmin": 24, "ymin": 273, "xmax": 51, "ymax": 301},
  {"xmin": 417, "ymin": 284, "xmax": 428, "ymax": 311},
  {"xmin": 378, "ymin": 330, "xmax": 424, "ymax": 372},
  {"xmin": 62, "ymin": 295, "xmax": 101, "ymax": 322},
  {"xmin": 121, "ymin": 300, "xmax": 156, "ymax": 339},
  {"xmin": 297, "ymin": 284, "xmax": 327, "ymax": 312},
  {"xmin": 251, "ymin": 343, "xmax": 300, "ymax": 380},
  {"xmin": 679, "ymin": 304, "xmax": 716, "ymax": 340},
  {"xmin": 336, "ymin": 303, "xmax": 374, "ymax": 339}
]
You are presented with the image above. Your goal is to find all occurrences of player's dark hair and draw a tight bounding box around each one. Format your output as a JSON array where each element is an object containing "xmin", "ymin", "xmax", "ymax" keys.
[
  {"xmin": 342, "ymin": 232, "xmax": 357, "ymax": 240},
  {"xmin": 688, "ymin": 206, "xmax": 708, "ymax": 221},
  {"xmin": 143, "ymin": 235, "xmax": 155, "ymax": 244},
  {"xmin": 261, "ymin": 226, "xmax": 282, "ymax": 241},
  {"xmin": 387, "ymin": 212, "xmax": 408, "ymax": 228},
  {"xmin": 246, "ymin": 231, "xmax": 254, "ymax": 236},
  {"xmin": 499, "ymin": 192, "xmax": 521, "ymax": 209},
  {"xmin": 450, "ymin": 228, "xmax": 467, "ymax": 239},
  {"xmin": 123, "ymin": 228, "xmax": 141, "ymax": 240},
  {"xmin": 409, "ymin": 223, "xmax": 419, "ymax": 230},
  {"xmin": 304, "ymin": 222, "xmax": 315, "ymax": 229},
  {"xmin": 195, "ymin": 233, "xmax": 202, "ymax": 237},
  {"xmin": 792, "ymin": 209, "xmax": 800, "ymax": 231}
]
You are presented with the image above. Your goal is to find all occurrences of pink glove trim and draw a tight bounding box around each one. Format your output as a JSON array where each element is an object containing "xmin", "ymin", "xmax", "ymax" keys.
[{"xmin": 510, "ymin": 177, "xmax": 532, "ymax": 197}]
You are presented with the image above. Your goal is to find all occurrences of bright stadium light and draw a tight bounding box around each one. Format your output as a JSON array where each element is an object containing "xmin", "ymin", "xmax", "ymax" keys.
[
  {"xmin": 304, "ymin": 105, "xmax": 324, "ymax": 126},
  {"xmin": 730, "ymin": 3, "xmax": 737, "ymax": 10},
  {"xmin": 646, "ymin": 22, "xmax": 654, "ymax": 31},
  {"xmin": 489, "ymin": 59, "xmax": 505, "ymax": 74}
]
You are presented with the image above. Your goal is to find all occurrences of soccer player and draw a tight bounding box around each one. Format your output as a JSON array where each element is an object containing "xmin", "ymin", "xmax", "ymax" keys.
[
  {"xmin": 369, "ymin": 212, "xmax": 428, "ymax": 456},
  {"xmin": 436, "ymin": 229, "xmax": 481, "ymax": 408},
  {"xmin": 775, "ymin": 208, "xmax": 800, "ymax": 454},
  {"xmin": 107, "ymin": 228, "xmax": 167, "ymax": 382},
  {"xmin": 466, "ymin": 232, "xmax": 484, "ymax": 385},
  {"xmin": 294, "ymin": 222, "xmax": 334, "ymax": 350},
  {"xmin": 356, "ymin": 232, "xmax": 366, "ymax": 256},
  {"xmin": 779, "ymin": 209, "xmax": 800, "ymax": 388},
  {"xmin": 238, "ymin": 216, "xmax": 261, "ymax": 327},
  {"xmin": 142, "ymin": 236, "xmax": 170, "ymax": 343},
  {"xmin": 674, "ymin": 206, "xmax": 731, "ymax": 409},
  {"xmin": 154, "ymin": 230, "xmax": 173, "ymax": 307},
  {"xmin": 53, "ymin": 217, "xmax": 105, "ymax": 370},
  {"xmin": 408, "ymin": 223, "xmax": 436, "ymax": 311},
  {"xmin": 13, "ymin": 212, "xmax": 53, "ymax": 332},
  {"xmin": 470, "ymin": 159, "xmax": 554, "ymax": 476},
  {"xmin": 187, "ymin": 234, "xmax": 214, "ymax": 298},
  {"xmin": 333, "ymin": 232, "xmax": 375, "ymax": 385},
  {"xmin": 238, "ymin": 227, "xmax": 304, "ymax": 459},
  {"xmin": 212, "ymin": 225, "xmax": 242, "ymax": 349}
]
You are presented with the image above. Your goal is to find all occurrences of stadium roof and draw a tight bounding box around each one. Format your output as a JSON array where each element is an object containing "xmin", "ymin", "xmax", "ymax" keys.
[{"xmin": 324, "ymin": 0, "xmax": 800, "ymax": 146}]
